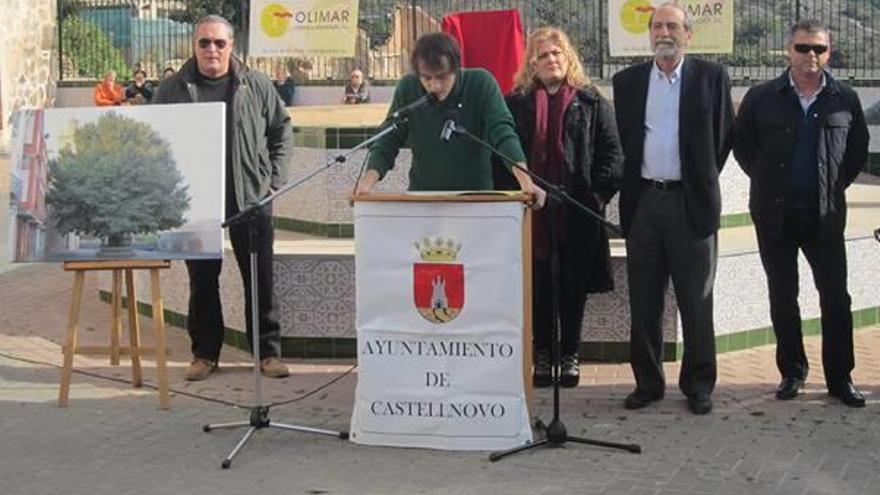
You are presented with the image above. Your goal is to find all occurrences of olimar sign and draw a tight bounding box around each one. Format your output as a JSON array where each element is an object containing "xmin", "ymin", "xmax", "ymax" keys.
[
  {"xmin": 609, "ymin": 0, "xmax": 734, "ymax": 56},
  {"xmin": 249, "ymin": 0, "xmax": 360, "ymax": 57}
]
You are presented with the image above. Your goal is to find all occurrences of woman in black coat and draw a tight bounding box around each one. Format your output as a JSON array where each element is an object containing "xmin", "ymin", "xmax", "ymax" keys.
[{"xmin": 500, "ymin": 27, "xmax": 623, "ymax": 387}]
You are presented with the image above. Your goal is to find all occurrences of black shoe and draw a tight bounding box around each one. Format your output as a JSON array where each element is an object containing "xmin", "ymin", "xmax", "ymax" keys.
[
  {"xmin": 560, "ymin": 354, "xmax": 580, "ymax": 388},
  {"xmin": 533, "ymin": 350, "xmax": 551, "ymax": 388},
  {"xmin": 775, "ymin": 377, "xmax": 805, "ymax": 400},
  {"xmin": 624, "ymin": 389, "xmax": 664, "ymax": 410},
  {"xmin": 687, "ymin": 393, "xmax": 713, "ymax": 415},
  {"xmin": 828, "ymin": 382, "xmax": 865, "ymax": 408}
]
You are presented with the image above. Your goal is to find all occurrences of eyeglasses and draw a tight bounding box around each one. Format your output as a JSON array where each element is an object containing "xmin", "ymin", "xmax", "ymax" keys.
[
  {"xmin": 198, "ymin": 38, "xmax": 229, "ymax": 50},
  {"xmin": 793, "ymin": 43, "xmax": 828, "ymax": 55}
]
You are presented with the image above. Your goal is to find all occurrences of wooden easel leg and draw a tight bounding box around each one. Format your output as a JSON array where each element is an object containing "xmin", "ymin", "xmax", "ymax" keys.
[
  {"xmin": 110, "ymin": 269, "xmax": 122, "ymax": 365},
  {"xmin": 125, "ymin": 269, "xmax": 143, "ymax": 387},
  {"xmin": 150, "ymin": 268, "xmax": 170, "ymax": 409},
  {"xmin": 59, "ymin": 271, "xmax": 85, "ymax": 407}
]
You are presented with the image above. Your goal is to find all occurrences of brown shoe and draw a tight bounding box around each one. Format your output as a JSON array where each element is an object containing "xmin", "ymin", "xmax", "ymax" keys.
[
  {"xmin": 260, "ymin": 357, "xmax": 290, "ymax": 378},
  {"xmin": 185, "ymin": 358, "xmax": 216, "ymax": 381}
]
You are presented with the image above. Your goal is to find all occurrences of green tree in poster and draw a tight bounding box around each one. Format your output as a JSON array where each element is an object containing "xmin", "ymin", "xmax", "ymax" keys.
[{"xmin": 46, "ymin": 112, "xmax": 190, "ymax": 247}]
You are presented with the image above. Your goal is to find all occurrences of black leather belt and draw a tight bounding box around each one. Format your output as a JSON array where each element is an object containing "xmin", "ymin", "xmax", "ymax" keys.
[{"xmin": 641, "ymin": 178, "xmax": 683, "ymax": 189}]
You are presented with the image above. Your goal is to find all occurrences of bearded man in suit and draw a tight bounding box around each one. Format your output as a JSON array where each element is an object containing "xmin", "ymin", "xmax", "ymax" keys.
[{"xmin": 612, "ymin": 2, "xmax": 734, "ymax": 415}]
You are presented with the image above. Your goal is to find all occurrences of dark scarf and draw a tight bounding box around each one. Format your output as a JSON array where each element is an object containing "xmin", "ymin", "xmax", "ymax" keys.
[{"xmin": 530, "ymin": 83, "xmax": 575, "ymax": 259}]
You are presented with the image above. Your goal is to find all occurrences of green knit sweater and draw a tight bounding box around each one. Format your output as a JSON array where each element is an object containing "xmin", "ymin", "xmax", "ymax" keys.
[{"xmin": 367, "ymin": 68, "xmax": 526, "ymax": 191}]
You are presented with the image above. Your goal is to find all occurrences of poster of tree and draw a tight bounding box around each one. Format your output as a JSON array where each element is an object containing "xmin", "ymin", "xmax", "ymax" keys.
[{"xmin": 7, "ymin": 103, "xmax": 225, "ymax": 262}]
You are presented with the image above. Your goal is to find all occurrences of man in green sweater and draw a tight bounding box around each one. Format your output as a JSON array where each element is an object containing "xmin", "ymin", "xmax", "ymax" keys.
[{"xmin": 354, "ymin": 32, "xmax": 545, "ymax": 206}]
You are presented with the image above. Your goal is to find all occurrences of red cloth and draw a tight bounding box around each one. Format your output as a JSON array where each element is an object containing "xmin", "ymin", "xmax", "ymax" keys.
[
  {"xmin": 442, "ymin": 9, "xmax": 524, "ymax": 95},
  {"xmin": 531, "ymin": 85, "xmax": 576, "ymax": 259},
  {"xmin": 530, "ymin": 84, "xmax": 575, "ymax": 172}
]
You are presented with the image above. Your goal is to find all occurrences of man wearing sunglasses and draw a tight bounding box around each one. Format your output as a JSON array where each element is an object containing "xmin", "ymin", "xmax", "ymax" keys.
[
  {"xmin": 734, "ymin": 19, "xmax": 869, "ymax": 407},
  {"xmin": 153, "ymin": 15, "xmax": 293, "ymax": 381}
]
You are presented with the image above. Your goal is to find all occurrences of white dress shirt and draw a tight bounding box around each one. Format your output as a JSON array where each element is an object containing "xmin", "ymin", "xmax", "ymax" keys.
[{"xmin": 642, "ymin": 58, "xmax": 684, "ymax": 181}]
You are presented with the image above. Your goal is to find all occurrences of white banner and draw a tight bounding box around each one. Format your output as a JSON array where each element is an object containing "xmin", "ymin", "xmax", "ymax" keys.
[
  {"xmin": 248, "ymin": 0, "xmax": 359, "ymax": 57},
  {"xmin": 350, "ymin": 199, "xmax": 532, "ymax": 450},
  {"xmin": 609, "ymin": 0, "xmax": 734, "ymax": 57}
]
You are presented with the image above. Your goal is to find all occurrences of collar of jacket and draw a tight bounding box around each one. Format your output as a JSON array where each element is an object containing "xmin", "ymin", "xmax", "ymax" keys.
[
  {"xmin": 773, "ymin": 68, "xmax": 839, "ymax": 96},
  {"xmin": 433, "ymin": 68, "xmax": 465, "ymax": 110},
  {"xmin": 178, "ymin": 55, "xmax": 247, "ymax": 86}
]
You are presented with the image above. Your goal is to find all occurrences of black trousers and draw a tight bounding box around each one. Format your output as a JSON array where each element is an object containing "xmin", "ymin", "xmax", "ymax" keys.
[
  {"xmin": 625, "ymin": 186, "xmax": 718, "ymax": 397},
  {"xmin": 755, "ymin": 209, "xmax": 854, "ymax": 386},
  {"xmin": 532, "ymin": 248, "xmax": 589, "ymax": 358},
  {"xmin": 185, "ymin": 205, "xmax": 281, "ymax": 362}
]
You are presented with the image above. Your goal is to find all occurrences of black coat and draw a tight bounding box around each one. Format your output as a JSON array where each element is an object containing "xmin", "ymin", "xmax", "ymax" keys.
[
  {"xmin": 733, "ymin": 70, "xmax": 868, "ymax": 239},
  {"xmin": 612, "ymin": 58, "xmax": 734, "ymax": 238},
  {"xmin": 153, "ymin": 57, "xmax": 293, "ymax": 211},
  {"xmin": 500, "ymin": 85, "xmax": 624, "ymax": 293}
]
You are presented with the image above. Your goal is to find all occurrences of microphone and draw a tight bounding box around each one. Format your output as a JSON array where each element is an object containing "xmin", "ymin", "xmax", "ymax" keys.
[
  {"xmin": 391, "ymin": 93, "xmax": 438, "ymax": 120},
  {"xmin": 440, "ymin": 107, "xmax": 461, "ymax": 143},
  {"xmin": 440, "ymin": 119, "xmax": 456, "ymax": 143}
]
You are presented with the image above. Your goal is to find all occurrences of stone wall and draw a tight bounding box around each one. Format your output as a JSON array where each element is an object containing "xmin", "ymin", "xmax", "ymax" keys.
[
  {"xmin": 0, "ymin": 0, "xmax": 57, "ymax": 146},
  {"xmin": 0, "ymin": 0, "xmax": 57, "ymax": 271}
]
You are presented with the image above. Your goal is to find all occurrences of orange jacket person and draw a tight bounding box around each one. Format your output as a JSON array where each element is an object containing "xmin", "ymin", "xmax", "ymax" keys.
[{"xmin": 93, "ymin": 70, "xmax": 125, "ymax": 106}]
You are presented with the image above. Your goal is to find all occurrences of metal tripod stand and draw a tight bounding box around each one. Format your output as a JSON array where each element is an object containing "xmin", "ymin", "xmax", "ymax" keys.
[
  {"xmin": 201, "ymin": 115, "xmax": 413, "ymax": 468},
  {"xmin": 202, "ymin": 209, "xmax": 347, "ymax": 469},
  {"xmin": 438, "ymin": 121, "xmax": 641, "ymax": 460},
  {"xmin": 489, "ymin": 199, "xmax": 640, "ymax": 461}
]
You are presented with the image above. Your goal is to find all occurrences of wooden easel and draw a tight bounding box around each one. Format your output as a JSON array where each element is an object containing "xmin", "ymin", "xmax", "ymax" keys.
[{"xmin": 58, "ymin": 259, "xmax": 172, "ymax": 409}]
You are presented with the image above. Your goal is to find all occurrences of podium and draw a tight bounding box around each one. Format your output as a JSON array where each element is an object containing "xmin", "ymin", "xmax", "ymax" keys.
[{"xmin": 349, "ymin": 193, "xmax": 533, "ymax": 450}]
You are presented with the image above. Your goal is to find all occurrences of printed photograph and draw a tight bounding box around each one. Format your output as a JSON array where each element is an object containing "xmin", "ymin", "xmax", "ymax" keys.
[{"xmin": 7, "ymin": 103, "xmax": 225, "ymax": 262}]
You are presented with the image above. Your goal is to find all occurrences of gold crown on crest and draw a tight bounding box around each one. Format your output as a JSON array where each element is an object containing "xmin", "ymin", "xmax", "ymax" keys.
[{"xmin": 415, "ymin": 237, "xmax": 461, "ymax": 262}]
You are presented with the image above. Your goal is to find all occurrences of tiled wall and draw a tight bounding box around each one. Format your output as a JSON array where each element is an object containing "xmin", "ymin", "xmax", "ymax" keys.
[
  {"xmin": 92, "ymin": 112, "xmax": 878, "ymax": 362},
  {"xmin": 98, "ymin": 251, "xmax": 677, "ymax": 360},
  {"xmin": 99, "ymin": 233, "xmax": 879, "ymax": 361},
  {"xmin": 0, "ymin": 0, "xmax": 56, "ymax": 147},
  {"xmin": 867, "ymin": 153, "xmax": 880, "ymax": 177}
]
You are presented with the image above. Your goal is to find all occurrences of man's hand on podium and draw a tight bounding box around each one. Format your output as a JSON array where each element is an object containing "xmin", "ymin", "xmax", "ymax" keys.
[
  {"xmin": 352, "ymin": 169, "xmax": 381, "ymax": 205},
  {"xmin": 512, "ymin": 163, "xmax": 546, "ymax": 209}
]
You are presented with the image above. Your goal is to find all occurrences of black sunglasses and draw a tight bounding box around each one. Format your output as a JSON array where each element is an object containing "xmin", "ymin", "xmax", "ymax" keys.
[
  {"xmin": 198, "ymin": 38, "xmax": 229, "ymax": 50},
  {"xmin": 793, "ymin": 43, "xmax": 828, "ymax": 55}
]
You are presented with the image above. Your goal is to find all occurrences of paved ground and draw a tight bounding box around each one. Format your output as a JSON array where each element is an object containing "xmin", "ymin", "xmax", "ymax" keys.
[{"xmin": 1, "ymin": 263, "xmax": 879, "ymax": 495}]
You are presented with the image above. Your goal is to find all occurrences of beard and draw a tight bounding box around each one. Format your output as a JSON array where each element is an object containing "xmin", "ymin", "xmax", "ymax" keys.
[{"xmin": 653, "ymin": 39, "xmax": 680, "ymax": 60}]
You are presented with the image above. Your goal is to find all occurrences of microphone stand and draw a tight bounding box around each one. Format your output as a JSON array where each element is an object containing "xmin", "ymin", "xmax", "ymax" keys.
[
  {"xmin": 203, "ymin": 118, "xmax": 406, "ymax": 469},
  {"xmin": 442, "ymin": 121, "xmax": 619, "ymax": 234},
  {"xmin": 442, "ymin": 122, "xmax": 640, "ymax": 460}
]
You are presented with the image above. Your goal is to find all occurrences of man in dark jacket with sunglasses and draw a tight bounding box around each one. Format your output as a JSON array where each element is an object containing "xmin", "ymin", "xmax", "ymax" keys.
[
  {"xmin": 153, "ymin": 14, "xmax": 293, "ymax": 381},
  {"xmin": 734, "ymin": 19, "xmax": 869, "ymax": 407}
]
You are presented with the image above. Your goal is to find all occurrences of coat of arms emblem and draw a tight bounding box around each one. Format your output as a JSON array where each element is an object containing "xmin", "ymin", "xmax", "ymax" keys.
[{"xmin": 413, "ymin": 237, "xmax": 464, "ymax": 324}]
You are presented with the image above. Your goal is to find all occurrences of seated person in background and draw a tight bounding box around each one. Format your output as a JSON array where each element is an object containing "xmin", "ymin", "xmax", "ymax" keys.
[
  {"xmin": 162, "ymin": 67, "xmax": 176, "ymax": 80},
  {"xmin": 125, "ymin": 70, "xmax": 154, "ymax": 104},
  {"xmin": 93, "ymin": 70, "xmax": 125, "ymax": 106},
  {"xmin": 273, "ymin": 65, "xmax": 296, "ymax": 106},
  {"xmin": 343, "ymin": 69, "xmax": 370, "ymax": 104}
]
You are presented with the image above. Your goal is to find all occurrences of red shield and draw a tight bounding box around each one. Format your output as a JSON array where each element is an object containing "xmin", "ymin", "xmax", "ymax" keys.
[{"xmin": 413, "ymin": 262, "xmax": 464, "ymax": 324}]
